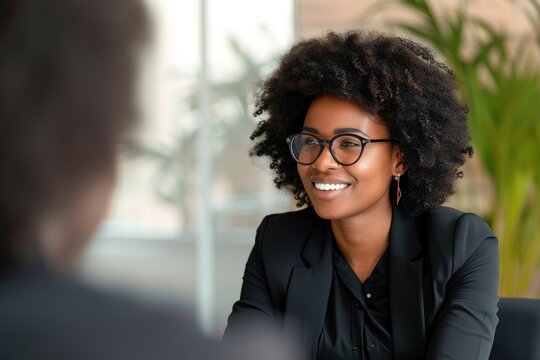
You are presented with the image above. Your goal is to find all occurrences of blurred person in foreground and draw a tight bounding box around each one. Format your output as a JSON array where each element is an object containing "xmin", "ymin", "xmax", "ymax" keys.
[
  {"xmin": 0, "ymin": 0, "xmax": 301, "ymax": 359},
  {"xmin": 225, "ymin": 30, "xmax": 499, "ymax": 360}
]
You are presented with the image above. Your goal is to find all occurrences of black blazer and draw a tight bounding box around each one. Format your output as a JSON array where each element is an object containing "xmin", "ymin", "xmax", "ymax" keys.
[{"xmin": 226, "ymin": 206, "xmax": 499, "ymax": 360}]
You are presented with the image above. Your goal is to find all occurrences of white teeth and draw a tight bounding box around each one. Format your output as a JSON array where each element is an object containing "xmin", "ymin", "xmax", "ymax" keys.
[{"xmin": 314, "ymin": 183, "xmax": 348, "ymax": 191}]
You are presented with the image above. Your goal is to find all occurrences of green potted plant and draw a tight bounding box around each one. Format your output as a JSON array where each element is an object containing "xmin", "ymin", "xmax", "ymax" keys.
[{"xmin": 368, "ymin": 0, "xmax": 540, "ymax": 296}]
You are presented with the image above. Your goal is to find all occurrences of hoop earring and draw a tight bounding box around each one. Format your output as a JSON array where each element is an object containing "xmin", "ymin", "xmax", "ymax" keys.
[{"xmin": 394, "ymin": 174, "xmax": 402, "ymax": 206}]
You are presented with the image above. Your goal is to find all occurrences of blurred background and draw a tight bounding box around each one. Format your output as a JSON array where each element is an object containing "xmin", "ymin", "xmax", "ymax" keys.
[{"xmin": 78, "ymin": 0, "xmax": 540, "ymax": 337}]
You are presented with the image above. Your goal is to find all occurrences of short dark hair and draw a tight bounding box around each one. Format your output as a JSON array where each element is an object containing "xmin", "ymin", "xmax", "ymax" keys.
[
  {"xmin": 250, "ymin": 30, "xmax": 473, "ymax": 215},
  {"xmin": 0, "ymin": 0, "xmax": 149, "ymax": 269}
]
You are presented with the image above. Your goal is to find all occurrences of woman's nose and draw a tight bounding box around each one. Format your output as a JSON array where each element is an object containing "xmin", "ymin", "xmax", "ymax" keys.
[{"xmin": 311, "ymin": 144, "xmax": 340, "ymax": 172}]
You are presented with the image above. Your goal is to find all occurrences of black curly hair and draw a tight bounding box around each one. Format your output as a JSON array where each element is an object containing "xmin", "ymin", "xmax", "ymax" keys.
[{"xmin": 250, "ymin": 30, "xmax": 473, "ymax": 215}]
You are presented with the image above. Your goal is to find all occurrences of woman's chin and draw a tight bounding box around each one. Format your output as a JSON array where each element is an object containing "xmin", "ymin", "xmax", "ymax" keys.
[{"xmin": 311, "ymin": 203, "xmax": 346, "ymax": 220}]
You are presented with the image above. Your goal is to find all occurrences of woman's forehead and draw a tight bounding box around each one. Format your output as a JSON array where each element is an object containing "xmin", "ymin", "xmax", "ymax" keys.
[{"xmin": 303, "ymin": 96, "xmax": 389, "ymax": 137}]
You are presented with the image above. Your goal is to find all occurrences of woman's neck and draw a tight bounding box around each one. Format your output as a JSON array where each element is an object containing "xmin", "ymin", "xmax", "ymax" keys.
[{"xmin": 330, "ymin": 201, "xmax": 392, "ymax": 282}]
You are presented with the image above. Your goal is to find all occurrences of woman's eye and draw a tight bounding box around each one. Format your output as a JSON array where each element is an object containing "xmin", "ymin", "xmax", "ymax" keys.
[
  {"xmin": 303, "ymin": 138, "xmax": 319, "ymax": 146},
  {"xmin": 340, "ymin": 140, "xmax": 361, "ymax": 148}
]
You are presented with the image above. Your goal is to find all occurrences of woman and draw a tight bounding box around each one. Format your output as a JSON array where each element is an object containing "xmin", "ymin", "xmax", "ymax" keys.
[{"xmin": 225, "ymin": 31, "xmax": 499, "ymax": 360}]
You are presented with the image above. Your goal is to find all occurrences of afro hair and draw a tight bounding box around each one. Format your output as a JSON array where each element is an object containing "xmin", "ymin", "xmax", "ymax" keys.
[{"xmin": 250, "ymin": 30, "xmax": 473, "ymax": 215}]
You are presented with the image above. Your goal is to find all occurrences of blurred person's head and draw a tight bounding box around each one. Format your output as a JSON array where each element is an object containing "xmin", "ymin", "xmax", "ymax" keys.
[{"xmin": 0, "ymin": 0, "xmax": 149, "ymax": 273}]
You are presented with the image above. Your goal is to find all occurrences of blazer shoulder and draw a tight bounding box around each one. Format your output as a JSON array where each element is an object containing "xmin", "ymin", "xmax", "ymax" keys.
[
  {"xmin": 422, "ymin": 206, "xmax": 495, "ymax": 239},
  {"xmin": 421, "ymin": 206, "xmax": 498, "ymax": 269},
  {"xmin": 258, "ymin": 206, "xmax": 318, "ymax": 238},
  {"xmin": 255, "ymin": 207, "xmax": 320, "ymax": 259},
  {"xmin": 262, "ymin": 206, "xmax": 317, "ymax": 222}
]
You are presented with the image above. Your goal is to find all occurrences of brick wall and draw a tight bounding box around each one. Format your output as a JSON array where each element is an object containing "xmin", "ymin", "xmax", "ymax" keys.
[{"xmin": 296, "ymin": 0, "xmax": 536, "ymax": 39}]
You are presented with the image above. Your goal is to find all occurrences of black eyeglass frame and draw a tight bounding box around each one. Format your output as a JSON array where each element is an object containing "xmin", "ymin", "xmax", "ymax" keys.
[{"xmin": 285, "ymin": 132, "xmax": 395, "ymax": 166}]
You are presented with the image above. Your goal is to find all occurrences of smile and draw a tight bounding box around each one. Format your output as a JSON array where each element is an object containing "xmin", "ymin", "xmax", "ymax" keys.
[{"xmin": 313, "ymin": 182, "xmax": 349, "ymax": 191}]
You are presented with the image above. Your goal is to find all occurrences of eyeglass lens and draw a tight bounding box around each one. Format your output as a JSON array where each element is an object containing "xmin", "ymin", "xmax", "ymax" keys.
[{"xmin": 290, "ymin": 134, "xmax": 364, "ymax": 165}]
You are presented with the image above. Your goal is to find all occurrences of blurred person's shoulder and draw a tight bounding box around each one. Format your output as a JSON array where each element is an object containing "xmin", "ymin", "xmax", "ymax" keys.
[
  {"xmin": 224, "ymin": 319, "xmax": 306, "ymax": 360},
  {"xmin": 0, "ymin": 268, "xmax": 302, "ymax": 360},
  {"xmin": 0, "ymin": 268, "xmax": 217, "ymax": 360}
]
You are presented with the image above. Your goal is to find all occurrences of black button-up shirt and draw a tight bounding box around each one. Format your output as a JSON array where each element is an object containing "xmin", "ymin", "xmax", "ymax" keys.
[{"xmin": 316, "ymin": 245, "xmax": 393, "ymax": 360}]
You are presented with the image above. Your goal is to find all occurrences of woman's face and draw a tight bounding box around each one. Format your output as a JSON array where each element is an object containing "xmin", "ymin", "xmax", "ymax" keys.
[{"xmin": 297, "ymin": 96, "xmax": 404, "ymax": 220}]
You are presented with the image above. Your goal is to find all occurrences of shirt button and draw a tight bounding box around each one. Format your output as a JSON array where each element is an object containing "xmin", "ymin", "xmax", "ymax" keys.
[
  {"xmin": 369, "ymin": 343, "xmax": 375, "ymax": 349},
  {"xmin": 366, "ymin": 293, "xmax": 372, "ymax": 299},
  {"xmin": 352, "ymin": 345, "xmax": 359, "ymax": 351}
]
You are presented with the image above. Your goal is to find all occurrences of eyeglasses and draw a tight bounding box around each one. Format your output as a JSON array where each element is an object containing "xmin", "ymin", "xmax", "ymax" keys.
[{"xmin": 286, "ymin": 133, "xmax": 394, "ymax": 166}]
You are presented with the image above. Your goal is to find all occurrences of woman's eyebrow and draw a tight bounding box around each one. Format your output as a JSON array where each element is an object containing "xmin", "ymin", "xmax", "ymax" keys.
[
  {"xmin": 335, "ymin": 127, "xmax": 369, "ymax": 136},
  {"xmin": 302, "ymin": 127, "xmax": 370, "ymax": 136},
  {"xmin": 302, "ymin": 127, "xmax": 319, "ymax": 134}
]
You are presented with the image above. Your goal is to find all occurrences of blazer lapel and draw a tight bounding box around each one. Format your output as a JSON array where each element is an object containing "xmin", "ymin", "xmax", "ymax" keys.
[
  {"xmin": 389, "ymin": 207, "xmax": 426, "ymax": 360},
  {"xmin": 284, "ymin": 216, "xmax": 333, "ymax": 359}
]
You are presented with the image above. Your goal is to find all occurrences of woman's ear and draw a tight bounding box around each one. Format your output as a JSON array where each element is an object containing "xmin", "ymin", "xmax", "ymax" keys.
[{"xmin": 392, "ymin": 145, "xmax": 407, "ymax": 176}]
